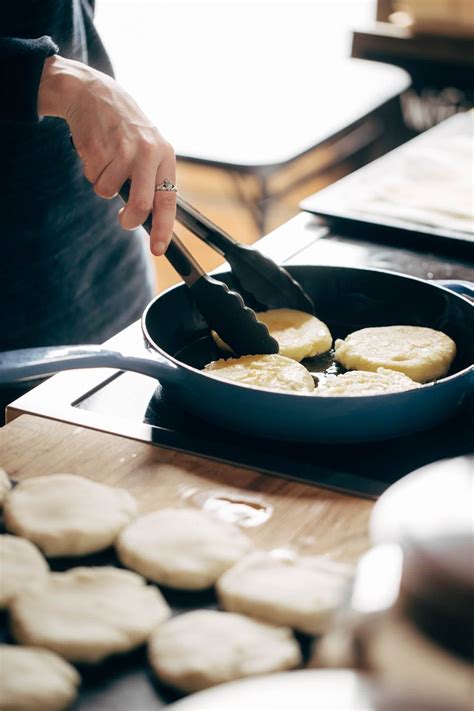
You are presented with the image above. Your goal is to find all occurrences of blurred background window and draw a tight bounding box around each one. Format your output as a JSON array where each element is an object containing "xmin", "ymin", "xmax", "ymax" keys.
[
  {"xmin": 98, "ymin": 1, "xmax": 406, "ymax": 289},
  {"xmin": 99, "ymin": 1, "xmax": 474, "ymax": 290}
]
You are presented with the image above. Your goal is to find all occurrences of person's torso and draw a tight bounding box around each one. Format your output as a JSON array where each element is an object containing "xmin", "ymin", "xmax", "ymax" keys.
[{"xmin": 0, "ymin": 0, "xmax": 154, "ymax": 350}]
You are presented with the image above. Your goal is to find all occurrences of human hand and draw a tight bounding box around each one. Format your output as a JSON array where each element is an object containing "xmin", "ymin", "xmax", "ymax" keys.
[{"xmin": 38, "ymin": 54, "xmax": 176, "ymax": 256}]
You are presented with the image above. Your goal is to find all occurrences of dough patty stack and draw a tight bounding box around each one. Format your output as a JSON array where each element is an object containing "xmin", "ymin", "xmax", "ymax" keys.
[
  {"xmin": 1, "ymin": 471, "xmax": 352, "ymax": 706},
  {"xmin": 0, "ymin": 473, "xmax": 167, "ymax": 710}
]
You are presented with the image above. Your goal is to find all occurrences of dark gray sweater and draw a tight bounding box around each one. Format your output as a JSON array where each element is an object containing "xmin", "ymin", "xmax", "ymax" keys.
[{"xmin": 0, "ymin": 0, "xmax": 154, "ymax": 351}]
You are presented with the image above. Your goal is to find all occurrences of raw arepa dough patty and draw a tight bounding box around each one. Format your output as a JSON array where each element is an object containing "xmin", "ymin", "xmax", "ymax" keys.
[
  {"xmin": 117, "ymin": 508, "xmax": 254, "ymax": 590},
  {"xmin": 315, "ymin": 368, "xmax": 421, "ymax": 396},
  {"xmin": 0, "ymin": 534, "xmax": 49, "ymax": 609},
  {"xmin": 10, "ymin": 566, "xmax": 171, "ymax": 663},
  {"xmin": 212, "ymin": 308, "xmax": 332, "ymax": 361},
  {"xmin": 3, "ymin": 473, "xmax": 138, "ymax": 557},
  {"xmin": 148, "ymin": 609, "xmax": 301, "ymax": 693},
  {"xmin": 334, "ymin": 325, "xmax": 456, "ymax": 383},
  {"xmin": 204, "ymin": 354, "xmax": 315, "ymax": 393},
  {"xmin": 0, "ymin": 468, "xmax": 12, "ymax": 506},
  {"xmin": 0, "ymin": 644, "xmax": 80, "ymax": 711},
  {"xmin": 217, "ymin": 551, "xmax": 352, "ymax": 635}
]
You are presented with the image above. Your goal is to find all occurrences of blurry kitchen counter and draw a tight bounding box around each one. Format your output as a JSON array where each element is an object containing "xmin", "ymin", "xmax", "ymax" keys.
[{"xmin": 255, "ymin": 212, "xmax": 474, "ymax": 281}]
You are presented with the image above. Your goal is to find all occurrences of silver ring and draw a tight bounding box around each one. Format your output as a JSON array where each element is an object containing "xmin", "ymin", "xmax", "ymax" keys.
[{"xmin": 155, "ymin": 179, "xmax": 178, "ymax": 192}]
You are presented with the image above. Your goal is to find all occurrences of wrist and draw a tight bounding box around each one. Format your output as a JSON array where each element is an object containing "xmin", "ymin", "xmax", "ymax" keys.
[{"xmin": 37, "ymin": 54, "xmax": 91, "ymax": 119}]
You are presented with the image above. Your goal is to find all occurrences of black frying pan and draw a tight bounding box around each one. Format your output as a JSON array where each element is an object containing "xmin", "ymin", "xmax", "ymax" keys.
[{"xmin": 1, "ymin": 266, "xmax": 473, "ymax": 443}]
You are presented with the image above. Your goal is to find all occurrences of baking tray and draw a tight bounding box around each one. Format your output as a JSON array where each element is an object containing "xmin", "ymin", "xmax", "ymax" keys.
[{"xmin": 300, "ymin": 112, "xmax": 474, "ymax": 255}]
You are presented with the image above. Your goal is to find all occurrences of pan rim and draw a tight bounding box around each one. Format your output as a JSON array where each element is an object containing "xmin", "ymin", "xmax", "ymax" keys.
[{"xmin": 142, "ymin": 264, "xmax": 473, "ymax": 400}]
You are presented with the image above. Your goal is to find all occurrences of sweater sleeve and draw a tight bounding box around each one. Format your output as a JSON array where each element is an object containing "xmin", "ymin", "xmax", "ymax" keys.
[{"xmin": 0, "ymin": 35, "xmax": 59, "ymax": 123}]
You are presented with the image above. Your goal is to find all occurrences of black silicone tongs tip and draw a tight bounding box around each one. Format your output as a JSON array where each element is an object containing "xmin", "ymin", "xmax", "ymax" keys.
[
  {"xmin": 118, "ymin": 180, "xmax": 278, "ymax": 356},
  {"xmin": 191, "ymin": 276, "xmax": 279, "ymax": 356}
]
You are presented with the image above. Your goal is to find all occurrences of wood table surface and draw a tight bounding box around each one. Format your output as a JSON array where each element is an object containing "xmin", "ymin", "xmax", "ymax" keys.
[{"xmin": 0, "ymin": 415, "xmax": 373, "ymax": 565}]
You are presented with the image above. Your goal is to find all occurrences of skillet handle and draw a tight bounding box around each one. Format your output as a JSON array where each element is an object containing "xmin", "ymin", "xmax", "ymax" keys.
[
  {"xmin": 435, "ymin": 280, "xmax": 474, "ymax": 300},
  {"xmin": 0, "ymin": 346, "xmax": 180, "ymax": 385}
]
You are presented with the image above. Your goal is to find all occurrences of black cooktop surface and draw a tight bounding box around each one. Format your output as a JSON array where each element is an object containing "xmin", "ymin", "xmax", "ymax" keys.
[{"xmin": 75, "ymin": 368, "xmax": 473, "ymax": 499}]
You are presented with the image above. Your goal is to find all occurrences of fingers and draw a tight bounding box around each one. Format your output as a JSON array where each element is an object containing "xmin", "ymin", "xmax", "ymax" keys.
[
  {"xmin": 92, "ymin": 135, "xmax": 176, "ymax": 257},
  {"xmin": 119, "ymin": 142, "xmax": 159, "ymax": 231},
  {"xmin": 70, "ymin": 82, "xmax": 176, "ymax": 254},
  {"xmin": 150, "ymin": 144, "xmax": 177, "ymax": 256},
  {"xmin": 65, "ymin": 68, "xmax": 177, "ymax": 254},
  {"xmin": 78, "ymin": 139, "xmax": 113, "ymax": 186},
  {"xmin": 93, "ymin": 143, "xmax": 132, "ymax": 199}
]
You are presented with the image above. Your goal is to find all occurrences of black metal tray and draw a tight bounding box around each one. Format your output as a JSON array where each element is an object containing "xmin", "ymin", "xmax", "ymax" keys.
[{"xmin": 300, "ymin": 112, "xmax": 473, "ymax": 255}]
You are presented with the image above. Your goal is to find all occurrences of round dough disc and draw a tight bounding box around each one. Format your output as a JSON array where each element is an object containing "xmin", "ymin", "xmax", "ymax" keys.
[
  {"xmin": 315, "ymin": 368, "xmax": 421, "ymax": 396},
  {"xmin": 204, "ymin": 354, "xmax": 315, "ymax": 393},
  {"xmin": 213, "ymin": 308, "xmax": 332, "ymax": 362},
  {"xmin": 217, "ymin": 551, "xmax": 352, "ymax": 635},
  {"xmin": 10, "ymin": 567, "xmax": 171, "ymax": 663},
  {"xmin": 0, "ymin": 644, "xmax": 80, "ymax": 711},
  {"xmin": 334, "ymin": 326, "xmax": 456, "ymax": 383},
  {"xmin": 0, "ymin": 534, "xmax": 49, "ymax": 609},
  {"xmin": 4, "ymin": 474, "xmax": 138, "ymax": 557},
  {"xmin": 148, "ymin": 609, "xmax": 301, "ymax": 693},
  {"xmin": 117, "ymin": 508, "xmax": 254, "ymax": 590},
  {"xmin": 0, "ymin": 468, "xmax": 12, "ymax": 506}
]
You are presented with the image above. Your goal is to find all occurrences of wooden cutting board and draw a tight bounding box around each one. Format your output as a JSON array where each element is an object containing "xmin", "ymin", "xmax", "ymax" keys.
[{"xmin": 0, "ymin": 415, "xmax": 372, "ymax": 564}]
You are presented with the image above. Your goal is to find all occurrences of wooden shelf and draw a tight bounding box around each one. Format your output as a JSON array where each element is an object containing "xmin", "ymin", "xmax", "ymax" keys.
[{"xmin": 352, "ymin": 22, "xmax": 474, "ymax": 88}]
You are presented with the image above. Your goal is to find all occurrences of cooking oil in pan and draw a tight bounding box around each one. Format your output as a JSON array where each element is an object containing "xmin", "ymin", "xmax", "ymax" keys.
[{"xmin": 302, "ymin": 349, "xmax": 346, "ymax": 388}]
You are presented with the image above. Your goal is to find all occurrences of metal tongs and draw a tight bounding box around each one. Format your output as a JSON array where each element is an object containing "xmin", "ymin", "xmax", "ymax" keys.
[
  {"xmin": 120, "ymin": 182, "xmax": 314, "ymax": 357},
  {"xmin": 176, "ymin": 196, "xmax": 315, "ymax": 314}
]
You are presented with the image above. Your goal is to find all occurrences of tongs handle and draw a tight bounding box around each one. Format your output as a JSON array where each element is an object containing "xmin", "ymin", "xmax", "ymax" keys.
[
  {"xmin": 176, "ymin": 195, "xmax": 237, "ymax": 256},
  {"xmin": 119, "ymin": 182, "xmax": 204, "ymax": 287},
  {"xmin": 176, "ymin": 194, "xmax": 315, "ymax": 315},
  {"xmin": 118, "ymin": 180, "xmax": 278, "ymax": 355}
]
